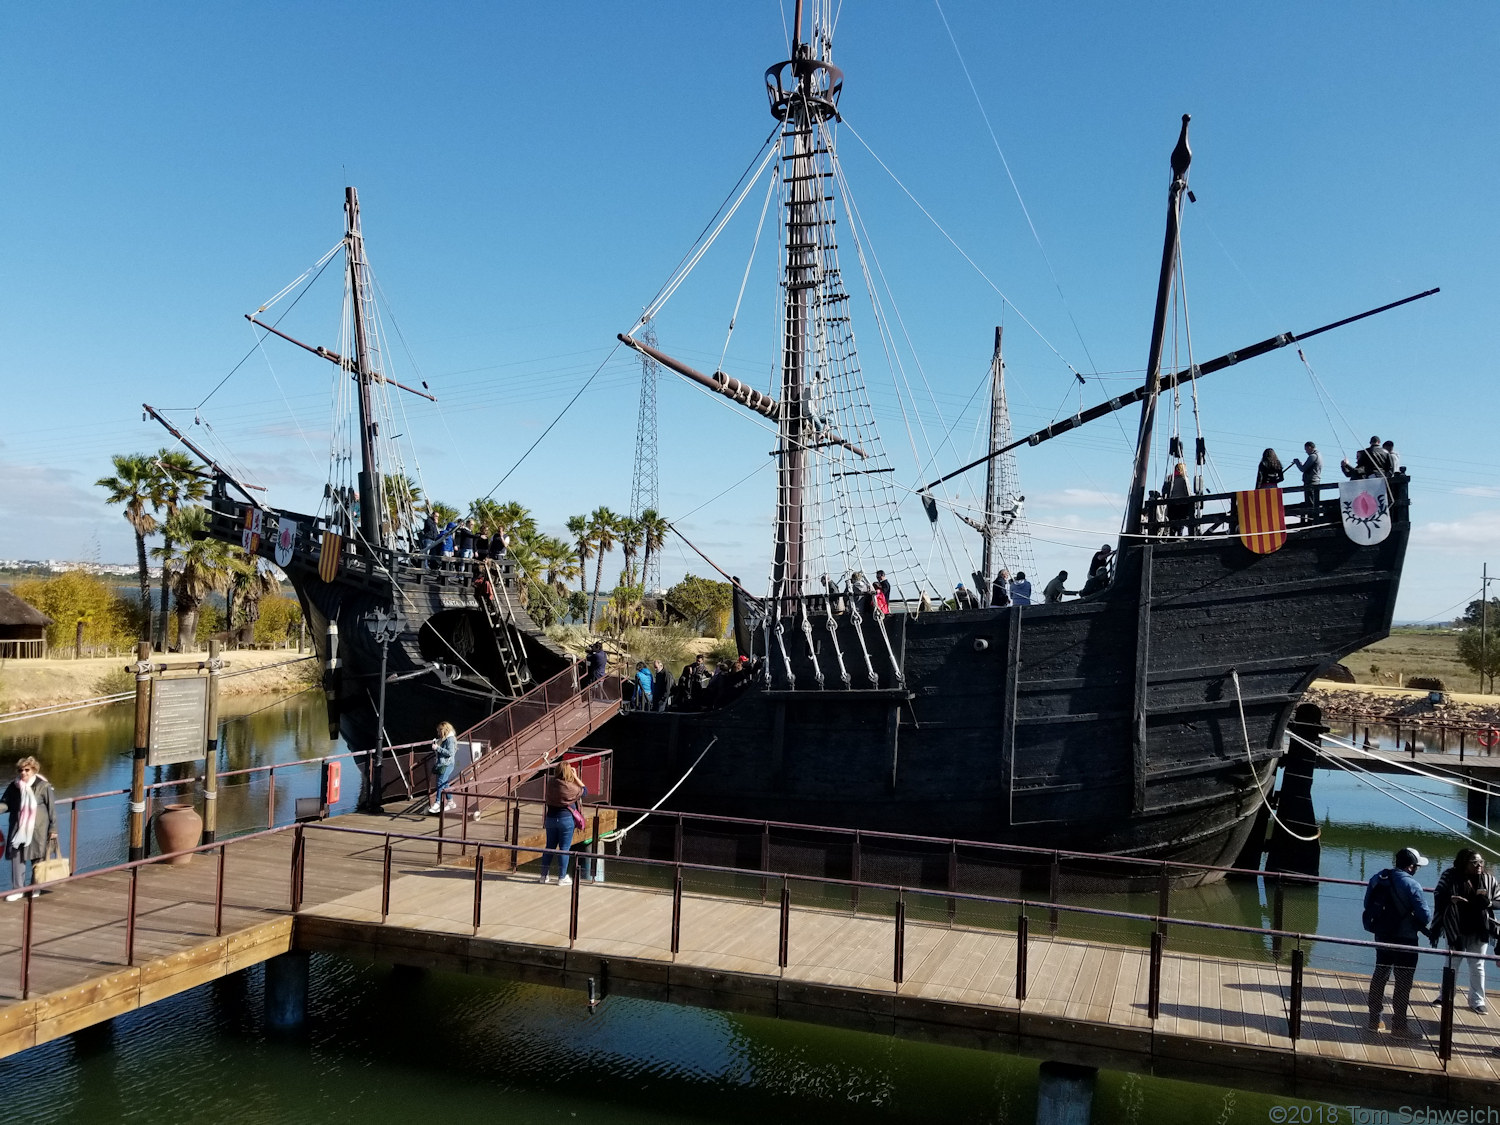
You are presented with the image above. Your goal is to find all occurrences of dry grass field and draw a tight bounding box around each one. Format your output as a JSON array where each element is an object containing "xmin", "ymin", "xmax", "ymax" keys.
[{"xmin": 1348, "ymin": 628, "xmax": 1483, "ymax": 692}]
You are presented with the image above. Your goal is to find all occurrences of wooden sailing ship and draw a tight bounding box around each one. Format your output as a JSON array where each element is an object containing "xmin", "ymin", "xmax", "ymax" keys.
[
  {"xmin": 151, "ymin": 4, "xmax": 1427, "ymax": 869},
  {"xmin": 588, "ymin": 3, "xmax": 1423, "ymax": 870}
]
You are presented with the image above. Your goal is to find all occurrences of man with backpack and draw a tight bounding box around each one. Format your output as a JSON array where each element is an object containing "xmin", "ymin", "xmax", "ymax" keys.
[{"xmin": 1364, "ymin": 846, "xmax": 1433, "ymax": 1037}]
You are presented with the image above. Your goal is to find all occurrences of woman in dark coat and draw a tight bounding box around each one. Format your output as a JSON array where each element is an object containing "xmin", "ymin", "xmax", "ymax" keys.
[
  {"xmin": 1255, "ymin": 448, "xmax": 1285, "ymax": 489},
  {"xmin": 3, "ymin": 756, "xmax": 57, "ymax": 900}
]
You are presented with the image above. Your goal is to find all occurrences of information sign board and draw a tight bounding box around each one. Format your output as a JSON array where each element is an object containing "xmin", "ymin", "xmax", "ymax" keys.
[{"xmin": 148, "ymin": 676, "xmax": 209, "ymax": 767}]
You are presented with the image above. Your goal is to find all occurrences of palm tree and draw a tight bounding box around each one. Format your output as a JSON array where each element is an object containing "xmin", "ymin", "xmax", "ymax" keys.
[
  {"xmin": 566, "ymin": 515, "xmax": 594, "ymax": 596},
  {"xmin": 97, "ymin": 453, "xmax": 162, "ymax": 641},
  {"xmin": 585, "ymin": 506, "xmax": 620, "ymax": 629},
  {"xmin": 638, "ymin": 508, "xmax": 671, "ymax": 593},
  {"xmin": 229, "ymin": 551, "xmax": 279, "ymax": 645},
  {"xmin": 384, "ymin": 474, "xmax": 424, "ymax": 541},
  {"xmin": 537, "ymin": 535, "xmax": 581, "ymax": 596},
  {"xmin": 617, "ymin": 516, "xmax": 643, "ymax": 589},
  {"xmin": 156, "ymin": 507, "xmax": 242, "ymax": 651},
  {"xmin": 151, "ymin": 449, "xmax": 208, "ymax": 650},
  {"xmin": 467, "ymin": 497, "xmax": 503, "ymax": 537},
  {"xmin": 495, "ymin": 501, "xmax": 537, "ymax": 540}
]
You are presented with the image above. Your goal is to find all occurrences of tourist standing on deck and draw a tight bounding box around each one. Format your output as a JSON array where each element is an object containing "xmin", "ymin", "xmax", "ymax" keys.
[
  {"xmin": 990, "ymin": 569, "xmax": 1011, "ymax": 608},
  {"xmin": 1009, "ymin": 572, "xmax": 1032, "ymax": 606},
  {"xmin": 1432, "ymin": 848, "xmax": 1500, "ymax": 1013},
  {"xmin": 1364, "ymin": 845, "xmax": 1432, "ymax": 1037},
  {"xmin": 633, "ymin": 661, "xmax": 653, "ymax": 710},
  {"xmin": 1255, "ymin": 448, "xmax": 1285, "ymax": 489},
  {"xmin": 651, "ymin": 659, "xmax": 674, "ymax": 713},
  {"xmin": 1043, "ymin": 571, "xmax": 1075, "ymax": 604},
  {"xmin": 1290, "ymin": 442, "xmax": 1321, "ymax": 489},
  {"xmin": 427, "ymin": 722, "xmax": 457, "ymax": 815},
  {"xmin": 2, "ymin": 756, "xmax": 56, "ymax": 901},
  {"xmin": 540, "ymin": 761, "xmax": 586, "ymax": 885}
]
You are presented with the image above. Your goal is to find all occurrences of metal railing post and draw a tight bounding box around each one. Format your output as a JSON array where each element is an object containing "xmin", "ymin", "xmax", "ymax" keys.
[
  {"xmin": 893, "ymin": 890, "xmax": 906, "ymax": 985},
  {"xmin": 778, "ymin": 878, "xmax": 791, "ymax": 970},
  {"xmin": 472, "ymin": 854, "xmax": 485, "ymax": 935},
  {"xmin": 509, "ymin": 801, "xmax": 520, "ymax": 872},
  {"xmin": 1147, "ymin": 930, "xmax": 1164, "ymax": 1020},
  {"xmin": 760, "ymin": 822, "xmax": 770, "ymax": 903},
  {"xmin": 674, "ymin": 814, "xmax": 684, "ymax": 864},
  {"xmin": 1156, "ymin": 866, "xmax": 1171, "ymax": 935},
  {"xmin": 381, "ymin": 836, "xmax": 392, "ymax": 921},
  {"xmin": 568, "ymin": 860, "xmax": 581, "ymax": 946},
  {"xmin": 1288, "ymin": 946, "xmax": 1305, "ymax": 1040},
  {"xmin": 214, "ymin": 844, "xmax": 226, "ymax": 936},
  {"xmin": 1016, "ymin": 911, "xmax": 1029, "ymax": 1001},
  {"xmin": 671, "ymin": 866, "xmax": 683, "ymax": 956},
  {"xmin": 1048, "ymin": 853, "xmax": 1061, "ymax": 934},
  {"xmin": 851, "ymin": 831, "xmax": 862, "ymax": 912},
  {"xmin": 437, "ymin": 806, "xmax": 446, "ymax": 865},
  {"xmin": 1271, "ymin": 880, "xmax": 1286, "ymax": 963},
  {"xmin": 126, "ymin": 865, "xmax": 139, "ymax": 966},
  {"xmin": 20, "ymin": 892, "xmax": 34, "ymax": 999},
  {"xmin": 267, "ymin": 764, "xmax": 276, "ymax": 828},
  {"xmin": 947, "ymin": 841, "xmax": 958, "ymax": 924},
  {"xmin": 69, "ymin": 803, "xmax": 79, "ymax": 872},
  {"xmin": 1440, "ymin": 959, "xmax": 1457, "ymax": 1061},
  {"xmin": 290, "ymin": 824, "xmax": 305, "ymax": 912}
]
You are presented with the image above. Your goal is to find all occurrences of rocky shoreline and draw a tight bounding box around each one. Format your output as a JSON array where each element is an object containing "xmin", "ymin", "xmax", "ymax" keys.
[{"xmin": 1305, "ymin": 682, "xmax": 1500, "ymax": 731}]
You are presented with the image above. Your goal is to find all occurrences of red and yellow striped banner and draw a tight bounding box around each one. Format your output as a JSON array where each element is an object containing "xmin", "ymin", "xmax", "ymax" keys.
[
  {"xmin": 1235, "ymin": 488, "xmax": 1287, "ymax": 555},
  {"xmin": 318, "ymin": 531, "xmax": 343, "ymax": 582}
]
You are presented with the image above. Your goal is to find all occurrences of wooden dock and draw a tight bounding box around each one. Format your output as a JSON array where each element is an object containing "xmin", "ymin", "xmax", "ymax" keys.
[{"xmin": 3, "ymin": 804, "xmax": 1499, "ymax": 1109}]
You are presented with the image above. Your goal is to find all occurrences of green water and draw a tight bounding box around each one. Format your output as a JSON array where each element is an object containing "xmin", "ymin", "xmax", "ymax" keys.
[
  {"xmin": 0, "ymin": 954, "xmax": 1319, "ymax": 1124},
  {"xmin": 0, "ymin": 696, "xmax": 1484, "ymax": 1121}
]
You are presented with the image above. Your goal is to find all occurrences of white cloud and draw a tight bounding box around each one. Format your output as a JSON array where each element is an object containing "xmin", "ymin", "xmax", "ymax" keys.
[
  {"xmin": 1411, "ymin": 513, "xmax": 1500, "ymax": 549},
  {"xmin": 1454, "ymin": 486, "xmax": 1500, "ymax": 500}
]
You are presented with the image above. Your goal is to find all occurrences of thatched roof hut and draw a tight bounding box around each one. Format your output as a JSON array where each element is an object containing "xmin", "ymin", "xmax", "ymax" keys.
[{"xmin": 0, "ymin": 587, "xmax": 51, "ymax": 658}]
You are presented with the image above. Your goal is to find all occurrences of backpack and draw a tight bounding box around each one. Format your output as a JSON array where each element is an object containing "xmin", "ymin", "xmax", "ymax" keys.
[{"xmin": 1362, "ymin": 870, "xmax": 1409, "ymax": 934}]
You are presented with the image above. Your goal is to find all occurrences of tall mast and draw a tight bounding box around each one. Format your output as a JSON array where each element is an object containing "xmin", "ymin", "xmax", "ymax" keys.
[
  {"xmin": 981, "ymin": 327, "xmax": 1003, "ymax": 580},
  {"xmin": 765, "ymin": 0, "xmax": 842, "ymax": 606},
  {"xmin": 1125, "ymin": 115, "xmax": 1192, "ymax": 535},
  {"xmin": 345, "ymin": 186, "xmax": 384, "ymax": 550}
]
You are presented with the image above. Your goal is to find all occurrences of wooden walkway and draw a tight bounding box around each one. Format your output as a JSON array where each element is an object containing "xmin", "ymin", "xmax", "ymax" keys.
[{"xmin": 3, "ymin": 806, "xmax": 1500, "ymax": 1108}]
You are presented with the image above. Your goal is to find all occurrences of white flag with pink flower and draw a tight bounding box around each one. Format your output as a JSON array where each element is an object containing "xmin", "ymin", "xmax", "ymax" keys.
[{"xmin": 1339, "ymin": 479, "xmax": 1391, "ymax": 545}]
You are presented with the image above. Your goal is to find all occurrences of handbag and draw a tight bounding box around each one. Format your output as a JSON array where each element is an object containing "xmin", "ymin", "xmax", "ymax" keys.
[
  {"xmin": 33, "ymin": 836, "xmax": 70, "ymax": 884},
  {"xmin": 569, "ymin": 803, "xmax": 586, "ymax": 831}
]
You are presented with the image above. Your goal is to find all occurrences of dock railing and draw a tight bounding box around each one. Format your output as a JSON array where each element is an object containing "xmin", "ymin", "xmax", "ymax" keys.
[{"xmin": 287, "ymin": 819, "xmax": 1484, "ymax": 1066}]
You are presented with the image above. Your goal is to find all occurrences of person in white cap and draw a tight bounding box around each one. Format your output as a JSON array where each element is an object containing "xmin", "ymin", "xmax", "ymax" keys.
[{"xmin": 1364, "ymin": 845, "xmax": 1433, "ymax": 1037}]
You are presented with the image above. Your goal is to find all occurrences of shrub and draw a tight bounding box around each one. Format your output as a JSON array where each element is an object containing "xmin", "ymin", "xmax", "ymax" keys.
[
  {"xmin": 13, "ymin": 572, "xmax": 137, "ymax": 651},
  {"xmin": 664, "ymin": 574, "xmax": 733, "ymax": 637},
  {"xmin": 708, "ymin": 637, "xmax": 742, "ymax": 665},
  {"xmin": 1407, "ymin": 675, "xmax": 1446, "ymax": 692},
  {"xmin": 94, "ymin": 666, "xmax": 135, "ymax": 696},
  {"xmin": 545, "ymin": 623, "xmax": 592, "ymax": 658},
  {"xmin": 253, "ymin": 594, "xmax": 303, "ymax": 646},
  {"xmin": 621, "ymin": 625, "xmax": 694, "ymax": 671}
]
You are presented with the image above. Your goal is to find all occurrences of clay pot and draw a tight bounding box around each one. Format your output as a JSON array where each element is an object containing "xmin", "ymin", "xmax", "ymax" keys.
[{"xmin": 154, "ymin": 803, "xmax": 203, "ymax": 864}]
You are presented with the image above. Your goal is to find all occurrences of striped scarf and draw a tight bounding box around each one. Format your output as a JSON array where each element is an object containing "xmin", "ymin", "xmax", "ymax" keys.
[{"xmin": 11, "ymin": 776, "xmax": 37, "ymax": 850}]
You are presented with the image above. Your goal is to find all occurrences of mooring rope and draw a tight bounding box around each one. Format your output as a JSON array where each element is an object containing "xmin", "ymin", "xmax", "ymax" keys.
[{"xmin": 603, "ymin": 737, "xmax": 718, "ymax": 849}]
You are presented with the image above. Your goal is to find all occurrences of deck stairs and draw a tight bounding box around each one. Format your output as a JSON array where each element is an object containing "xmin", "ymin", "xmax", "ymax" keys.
[{"xmin": 455, "ymin": 666, "xmax": 624, "ymax": 805}]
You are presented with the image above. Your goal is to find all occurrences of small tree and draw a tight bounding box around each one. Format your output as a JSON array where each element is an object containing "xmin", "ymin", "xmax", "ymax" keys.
[
  {"xmin": 665, "ymin": 574, "xmax": 734, "ymax": 637},
  {"xmin": 13, "ymin": 572, "xmax": 136, "ymax": 652},
  {"xmin": 1457, "ymin": 628, "xmax": 1500, "ymax": 693}
]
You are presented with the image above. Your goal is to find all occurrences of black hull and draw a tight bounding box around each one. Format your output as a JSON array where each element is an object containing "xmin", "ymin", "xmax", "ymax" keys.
[
  {"xmin": 592, "ymin": 484, "xmax": 1409, "ymax": 870},
  {"xmin": 210, "ymin": 480, "xmax": 1406, "ymax": 872}
]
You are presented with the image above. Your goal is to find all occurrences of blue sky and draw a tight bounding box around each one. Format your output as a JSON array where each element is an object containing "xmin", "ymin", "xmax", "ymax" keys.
[{"xmin": 1, "ymin": 2, "xmax": 1495, "ymax": 623}]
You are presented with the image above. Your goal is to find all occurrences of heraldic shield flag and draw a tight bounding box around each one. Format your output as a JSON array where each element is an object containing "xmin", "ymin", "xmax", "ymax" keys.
[
  {"xmin": 1234, "ymin": 488, "xmax": 1287, "ymax": 554},
  {"xmin": 1339, "ymin": 478, "xmax": 1391, "ymax": 545},
  {"xmin": 319, "ymin": 531, "xmax": 342, "ymax": 582},
  {"xmin": 274, "ymin": 519, "xmax": 297, "ymax": 568}
]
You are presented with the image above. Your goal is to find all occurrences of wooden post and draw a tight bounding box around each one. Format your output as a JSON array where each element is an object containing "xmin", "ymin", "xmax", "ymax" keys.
[
  {"xmin": 202, "ymin": 639, "xmax": 222, "ymax": 844},
  {"xmin": 128, "ymin": 641, "xmax": 151, "ymax": 862},
  {"xmin": 1440, "ymin": 960, "xmax": 1457, "ymax": 1061}
]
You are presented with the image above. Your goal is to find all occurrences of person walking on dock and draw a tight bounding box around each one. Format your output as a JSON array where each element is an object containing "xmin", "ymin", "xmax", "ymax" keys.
[
  {"xmin": 427, "ymin": 722, "xmax": 457, "ymax": 815},
  {"xmin": 1431, "ymin": 848, "xmax": 1500, "ymax": 1013},
  {"xmin": 2, "ymin": 756, "xmax": 57, "ymax": 901},
  {"xmin": 540, "ymin": 761, "xmax": 585, "ymax": 886},
  {"xmin": 1364, "ymin": 845, "xmax": 1433, "ymax": 1037}
]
